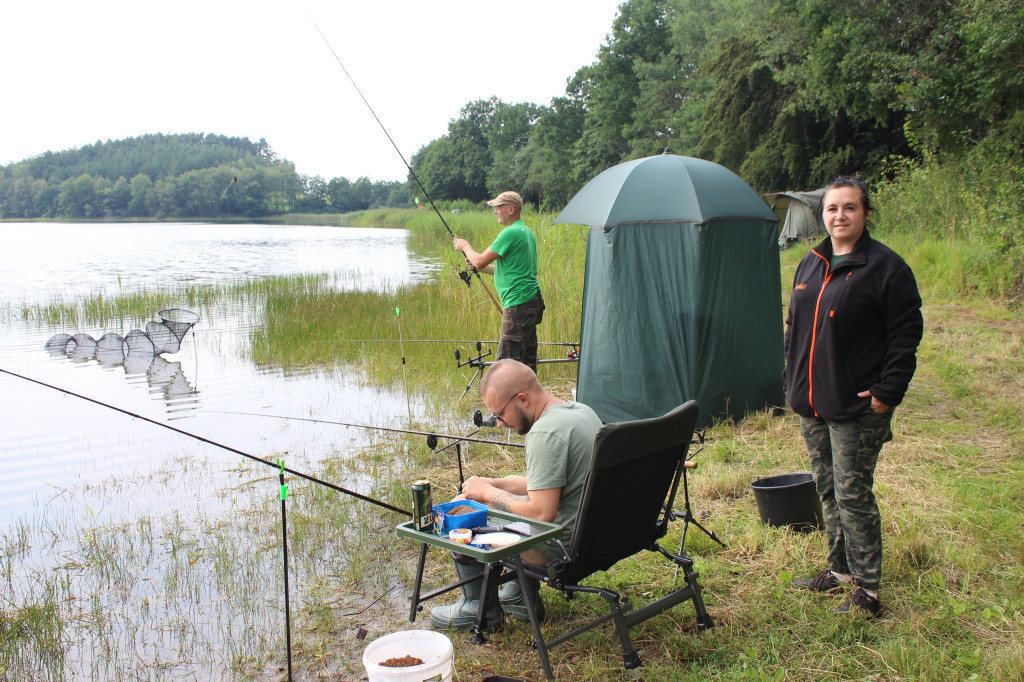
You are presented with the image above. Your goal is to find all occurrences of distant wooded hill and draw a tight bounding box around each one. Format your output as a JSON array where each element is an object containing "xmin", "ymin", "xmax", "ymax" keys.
[{"xmin": 0, "ymin": 133, "xmax": 410, "ymax": 219}]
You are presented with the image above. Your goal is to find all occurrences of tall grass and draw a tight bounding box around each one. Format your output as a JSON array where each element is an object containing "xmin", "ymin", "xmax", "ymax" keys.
[
  {"xmin": 5, "ymin": 153, "xmax": 1023, "ymax": 679},
  {"xmin": 250, "ymin": 208, "xmax": 588, "ymax": 410},
  {"xmin": 874, "ymin": 141, "xmax": 1024, "ymax": 300},
  {"xmin": 243, "ymin": 190, "xmax": 1024, "ymax": 679}
]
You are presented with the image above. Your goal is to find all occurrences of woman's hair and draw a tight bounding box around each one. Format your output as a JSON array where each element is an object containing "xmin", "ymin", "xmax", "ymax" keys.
[{"xmin": 823, "ymin": 175, "xmax": 871, "ymax": 212}]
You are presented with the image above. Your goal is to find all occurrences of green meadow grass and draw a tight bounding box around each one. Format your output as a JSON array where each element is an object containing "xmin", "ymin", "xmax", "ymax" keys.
[
  {"xmin": 4, "ymin": 192, "xmax": 1022, "ymax": 679},
  {"xmin": 241, "ymin": 208, "xmax": 1024, "ymax": 680}
]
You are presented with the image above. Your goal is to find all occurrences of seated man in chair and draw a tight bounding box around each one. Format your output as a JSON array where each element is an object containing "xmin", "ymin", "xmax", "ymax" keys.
[{"xmin": 430, "ymin": 359, "xmax": 603, "ymax": 632}]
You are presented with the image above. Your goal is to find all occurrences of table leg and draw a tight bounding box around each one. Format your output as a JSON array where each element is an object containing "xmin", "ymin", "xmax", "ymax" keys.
[
  {"xmin": 409, "ymin": 542, "xmax": 429, "ymax": 622},
  {"xmin": 470, "ymin": 561, "xmax": 501, "ymax": 644}
]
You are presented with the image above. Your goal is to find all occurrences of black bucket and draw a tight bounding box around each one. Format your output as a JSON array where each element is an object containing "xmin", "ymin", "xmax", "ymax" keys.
[{"xmin": 750, "ymin": 472, "xmax": 823, "ymax": 532}]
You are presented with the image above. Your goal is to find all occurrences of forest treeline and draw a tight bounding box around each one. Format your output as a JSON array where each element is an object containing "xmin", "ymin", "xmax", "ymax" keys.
[
  {"xmin": 0, "ymin": 133, "xmax": 411, "ymax": 220},
  {"xmin": 2, "ymin": 0, "xmax": 1022, "ymax": 220},
  {"xmin": 410, "ymin": 0, "xmax": 1023, "ymax": 206}
]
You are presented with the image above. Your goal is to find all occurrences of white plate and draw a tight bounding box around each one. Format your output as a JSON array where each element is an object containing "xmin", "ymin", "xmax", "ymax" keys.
[{"xmin": 470, "ymin": 531, "xmax": 520, "ymax": 547}]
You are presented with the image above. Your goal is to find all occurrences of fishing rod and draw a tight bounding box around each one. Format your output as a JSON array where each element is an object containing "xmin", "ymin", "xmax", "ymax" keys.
[
  {"xmin": 305, "ymin": 11, "xmax": 503, "ymax": 315},
  {"xmin": 314, "ymin": 339, "xmax": 582, "ymax": 347},
  {"xmin": 216, "ymin": 410, "xmax": 525, "ymax": 450},
  {"xmin": 0, "ymin": 368, "xmax": 411, "ymax": 517}
]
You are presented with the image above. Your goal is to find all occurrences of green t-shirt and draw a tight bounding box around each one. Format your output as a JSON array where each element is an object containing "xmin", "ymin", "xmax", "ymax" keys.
[
  {"xmin": 524, "ymin": 401, "xmax": 603, "ymax": 559},
  {"xmin": 488, "ymin": 219, "xmax": 540, "ymax": 309}
]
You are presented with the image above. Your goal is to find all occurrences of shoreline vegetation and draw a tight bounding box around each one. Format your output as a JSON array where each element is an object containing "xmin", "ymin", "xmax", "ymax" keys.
[
  {"xmin": 4, "ymin": 153, "xmax": 1023, "ymax": 679},
  {"xmin": 259, "ymin": 182, "xmax": 1024, "ymax": 679}
]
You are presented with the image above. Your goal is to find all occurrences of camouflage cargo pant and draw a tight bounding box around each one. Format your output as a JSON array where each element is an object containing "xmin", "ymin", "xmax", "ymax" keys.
[
  {"xmin": 799, "ymin": 408, "xmax": 893, "ymax": 591},
  {"xmin": 497, "ymin": 292, "xmax": 544, "ymax": 373}
]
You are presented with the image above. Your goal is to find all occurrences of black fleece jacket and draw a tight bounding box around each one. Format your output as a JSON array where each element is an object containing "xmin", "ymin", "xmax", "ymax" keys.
[{"xmin": 784, "ymin": 230, "xmax": 923, "ymax": 421}]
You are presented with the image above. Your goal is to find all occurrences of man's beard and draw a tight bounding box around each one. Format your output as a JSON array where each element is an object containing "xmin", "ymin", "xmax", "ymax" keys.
[{"xmin": 513, "ymin": 403, "xmax": 533, "ymax": 436}]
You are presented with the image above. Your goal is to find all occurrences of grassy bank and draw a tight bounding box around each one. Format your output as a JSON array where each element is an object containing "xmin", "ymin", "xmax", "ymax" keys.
[
  {"xmin": 5, "ymin": 157, "xmax": 1023, "ymax": 679},
  {"xmin": 242, "ymin": 198, "xmax": 1024, "ymax": 678}
]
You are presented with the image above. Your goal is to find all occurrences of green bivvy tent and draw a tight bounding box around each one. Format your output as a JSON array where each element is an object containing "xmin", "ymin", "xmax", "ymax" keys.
[
  {"xmin": 555, "ymin": 153, "xmax": 784, "ymax": 426},
  {"xmin": 764, "ymin": 188, "xmax": 826, "ymax": 247}
]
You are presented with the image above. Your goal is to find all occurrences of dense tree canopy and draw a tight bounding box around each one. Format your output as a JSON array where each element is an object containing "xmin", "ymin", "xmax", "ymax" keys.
[
  {"xmin": 408, "ymin": 0, "xmax": 1024, "ymax": 202},
  {"xmin": 0, "ymin": 133, "xmax": 411, "ymax": 219}
]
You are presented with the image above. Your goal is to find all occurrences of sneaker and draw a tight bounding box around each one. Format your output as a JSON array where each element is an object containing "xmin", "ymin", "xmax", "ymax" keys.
[
  {"xmin": 792, "ymin": 569, "xmax": 841, "ymax": 593},
  {"xmin": 832, "ymin": 587, "xmax": 882, "ymax": 617}
]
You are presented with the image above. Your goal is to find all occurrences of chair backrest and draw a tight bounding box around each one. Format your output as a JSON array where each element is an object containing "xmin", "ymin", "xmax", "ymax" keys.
[{"xmin": 561, "ymin": 400, "xmax": 698, "ymax": 584}]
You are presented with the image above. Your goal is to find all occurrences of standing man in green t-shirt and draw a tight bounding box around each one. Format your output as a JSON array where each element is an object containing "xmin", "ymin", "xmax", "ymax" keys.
[{"xmin": 453, "ymin": 191, "xmax": 544, "ymax": 372}]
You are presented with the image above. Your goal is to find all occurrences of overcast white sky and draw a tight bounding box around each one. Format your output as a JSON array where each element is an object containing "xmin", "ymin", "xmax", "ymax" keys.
[{"xmin": 0, "ymin": 1, "xmax": 624, "ymax": 182}]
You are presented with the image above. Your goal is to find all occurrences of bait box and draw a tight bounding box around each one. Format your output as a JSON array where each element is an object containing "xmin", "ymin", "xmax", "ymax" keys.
[{"xmin": 432, "ymin": 500, "xmax": 488, "ymax": 533}]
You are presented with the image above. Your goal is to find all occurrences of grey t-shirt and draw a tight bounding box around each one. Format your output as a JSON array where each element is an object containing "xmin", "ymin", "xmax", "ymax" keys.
[{"xmin": 525, "ymin": 401, "xmax": 603, "ymax": 559}]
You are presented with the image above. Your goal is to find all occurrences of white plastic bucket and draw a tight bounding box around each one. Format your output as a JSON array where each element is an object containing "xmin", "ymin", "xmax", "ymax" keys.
[{"xmin": 362, "ymin": 629, "xmax": 454, "ymax": 682}]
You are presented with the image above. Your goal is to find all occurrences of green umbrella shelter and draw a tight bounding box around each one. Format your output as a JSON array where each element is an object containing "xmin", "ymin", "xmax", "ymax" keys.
[{"xmin": 555, "ymin": 153, "xmax": 783, "ymax": 426}]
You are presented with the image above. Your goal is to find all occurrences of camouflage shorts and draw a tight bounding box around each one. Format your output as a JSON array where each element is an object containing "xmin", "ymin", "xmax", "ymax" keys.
[
  {"xmin": 497, "ymin": 292, "xmax": 544, "ymax": 372},
  {"xmin": 799, "ymin": 407, "xmax": 893, "ymax": 591}
]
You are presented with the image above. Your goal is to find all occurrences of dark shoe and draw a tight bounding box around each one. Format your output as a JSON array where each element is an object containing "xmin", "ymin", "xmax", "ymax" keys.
[
  {"xmin": 792, "ymin": 569, "xmax": 841, "ymax": 593},
  {"xmin": 833, "ymin": 587, "xmax": 882, "ymax": 617}
]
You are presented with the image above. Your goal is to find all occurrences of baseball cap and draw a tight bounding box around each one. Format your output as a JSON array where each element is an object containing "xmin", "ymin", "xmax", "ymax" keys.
[{"xmin": 486, "ymin": 191, "xmax": 523, "ymax": 209}]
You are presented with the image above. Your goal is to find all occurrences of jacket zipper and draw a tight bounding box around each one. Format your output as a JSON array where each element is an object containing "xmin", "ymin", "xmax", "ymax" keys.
[{"xmin": 807, "ymin": 251, "xmax": 832, "ymax": 417}]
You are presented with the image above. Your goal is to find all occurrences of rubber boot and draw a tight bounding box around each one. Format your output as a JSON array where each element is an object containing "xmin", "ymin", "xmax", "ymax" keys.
[
  {"xmin": 499, "ymin": 575, "xmax": 545, "ymax": 623},
  {"xmin": 429, "ymin": 553, "xmax": 503, "ymax": 633}
]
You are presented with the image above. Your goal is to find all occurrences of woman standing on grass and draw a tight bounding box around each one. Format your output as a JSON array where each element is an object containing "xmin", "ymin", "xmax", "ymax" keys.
[{"xmin": 784, "ymin": 176, "xmax": 923, "ymax": 616}]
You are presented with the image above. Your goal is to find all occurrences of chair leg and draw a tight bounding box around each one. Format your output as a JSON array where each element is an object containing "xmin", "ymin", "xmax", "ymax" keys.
[
  {"xmin": 512, "ymin": 556, "xmax": 554, "ymax": 680},
  {"xmin": 684, "ymin": 565, "xmax": 714, "ymax": 630},
  {"xmin": 601, "ymin": 590, "xmax": 641, "ymax": 669},
  {"xmin": 656, "ymin": 541, "xmax": 715, "ymax": 630}
]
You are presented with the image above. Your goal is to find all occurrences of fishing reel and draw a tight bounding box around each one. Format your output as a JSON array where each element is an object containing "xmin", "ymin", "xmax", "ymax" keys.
[{"xmin": 458, "ymin": 269, "xmax": 473, "ymax": 287}]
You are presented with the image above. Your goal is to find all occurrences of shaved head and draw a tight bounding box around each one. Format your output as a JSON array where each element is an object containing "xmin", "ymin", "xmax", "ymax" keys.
[{"xmin": 480, "ymin": 359, "xmax": 541, "ymax": 399}]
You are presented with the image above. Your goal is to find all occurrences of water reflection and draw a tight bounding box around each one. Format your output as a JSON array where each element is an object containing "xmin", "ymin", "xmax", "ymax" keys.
[
  {"xmin": 45, "ymin": 308, "xmax": 202, "ymax": 416},
  {"xmin": 0, "ymin": 223, "xmax": 435, "ymax": 679}
]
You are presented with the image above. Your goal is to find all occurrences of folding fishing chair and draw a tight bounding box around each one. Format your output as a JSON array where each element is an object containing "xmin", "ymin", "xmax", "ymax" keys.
[{"xmin": 500, "ymin": 400, "xmax": 714, "ymax": 679}]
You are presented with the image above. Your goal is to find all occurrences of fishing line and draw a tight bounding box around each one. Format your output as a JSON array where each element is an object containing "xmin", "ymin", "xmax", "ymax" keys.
[
  {"xmin": 304, "ymin": 9, "xmax": 503, "ymax": 314},
  {"xmin": 215, "ymin": 409, "xmax": 525, "ymax": 449},
  {"xmin": 0, "ymin": 368, "xmax": 411, "ymax": 516},
  {"xmin": 338, "ymin": 582, "xmax": 400, "ymax": 617}
]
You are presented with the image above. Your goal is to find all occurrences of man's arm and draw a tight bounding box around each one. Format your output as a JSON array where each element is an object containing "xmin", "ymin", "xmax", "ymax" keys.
[
  {"xmin": 485, "ymin": 475, "xmax": 527, "ymax": 494},
  {"xmin": 453, "ymin": 238, "xmax": 499, "ymax": 272},
  {"xmin": 460, "ymin": 475, "xmax": 560, "ymax": 522}
]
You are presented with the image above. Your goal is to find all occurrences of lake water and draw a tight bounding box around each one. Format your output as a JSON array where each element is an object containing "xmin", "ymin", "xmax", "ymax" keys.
[{"xmin": 0, "ymin": 222, "xmax": 438, "ymax": 679}]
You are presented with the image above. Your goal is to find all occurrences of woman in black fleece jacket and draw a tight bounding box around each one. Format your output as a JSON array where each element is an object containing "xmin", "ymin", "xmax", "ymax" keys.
[{"xmin": 784, "ymin": 176, "xmax": 923, "ymax": 617}]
